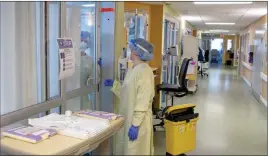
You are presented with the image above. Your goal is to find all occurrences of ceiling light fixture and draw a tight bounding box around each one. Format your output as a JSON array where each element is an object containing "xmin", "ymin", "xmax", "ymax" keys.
[
  {"xmin": 256, "ymin": 30, "xmax": 265, "ymax": 34},
  {"xmin": 245, "ymin": 8, "xmax": 267, "ymax": 16},
  {"xmin": 82, "ymin": 4, "xmax": 95, "ymax": 7},
  {"xmin": 181, "ymin": 16, "xmax": 202, "ymax": 21},
  {"xmin": 206, "ymin": 22, "xmax": 235, "ymax": 25},
  {"xmin": 194, "ymin": 2, "xmax": 253, "ymax": 5},
  {"xmin": 209, "ymin": 29, "xmax": 230, "ymax": 32}
]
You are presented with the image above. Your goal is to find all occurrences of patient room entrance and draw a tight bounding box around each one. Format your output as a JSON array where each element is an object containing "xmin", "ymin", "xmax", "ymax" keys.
[{"xmin": 1, "ymin": 1, "xmax": 118, "ymax": 155}]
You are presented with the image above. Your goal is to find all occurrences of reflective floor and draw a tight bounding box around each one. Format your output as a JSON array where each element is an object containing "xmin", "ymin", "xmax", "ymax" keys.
[{"xmin": 154, "ymin": 65, "xmax": 267, "ymax": 155}]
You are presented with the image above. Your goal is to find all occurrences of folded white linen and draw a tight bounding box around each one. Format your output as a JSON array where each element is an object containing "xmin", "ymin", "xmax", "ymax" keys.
[{"xmin": 28, "ymin": 113, "xmax": 110, "ymax": 140}]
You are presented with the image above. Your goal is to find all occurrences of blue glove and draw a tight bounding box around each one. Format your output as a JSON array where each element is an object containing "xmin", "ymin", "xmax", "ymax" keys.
[
  {"xmin": 104, "ymin": 79, "xmax": 114, "ymax": 86},
  {"xmin": 98, "ymin": 58, "xmax": 102, "ymax": 67},
  {"xmin": 128, "ymin": 125, "xmax": 139, "ymax": 141}
]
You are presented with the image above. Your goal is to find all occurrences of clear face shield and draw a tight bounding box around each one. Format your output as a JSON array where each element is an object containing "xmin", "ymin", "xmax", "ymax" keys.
[
  {"xmin": 129, "ymin": 39, "xmax": 151, "ymax": 61},
  {"xmin": 126, "ymin": 45, "xmax": 132, "ymax": 60}
]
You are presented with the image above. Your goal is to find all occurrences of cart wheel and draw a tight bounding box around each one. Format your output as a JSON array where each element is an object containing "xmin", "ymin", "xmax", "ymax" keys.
[
  {"xmin": 166, "ymin": 153, "xmax": 186, "ymax": 156},
  {"xmin": 166, "ymin": 152, "xmax": 172, "ymax": 156},
  {"xmin": 162, "ymin": 106, "xmax": 171, "ymax": 114}
]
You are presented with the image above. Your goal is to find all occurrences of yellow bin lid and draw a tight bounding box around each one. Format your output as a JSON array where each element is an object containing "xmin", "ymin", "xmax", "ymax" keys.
[{"xmin": 165, "ymin": 104, "xmax": 196, "ymax": 116}]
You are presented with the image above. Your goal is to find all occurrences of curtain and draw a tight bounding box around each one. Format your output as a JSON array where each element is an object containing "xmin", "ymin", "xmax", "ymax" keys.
[{"xmin": 0, "ymin": 2, "xmax": 40, "ymax": 115}]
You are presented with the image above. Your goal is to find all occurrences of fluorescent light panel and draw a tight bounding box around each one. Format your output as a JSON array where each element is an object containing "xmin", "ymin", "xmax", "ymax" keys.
[
  {"xmin": 256, "ymin": 30, "xmax": 265, "ymax": 34},
  {"xmin": 181, "ymin": 16, "xmax": 202, "ymax": 21},
  {"xmin": 209, "ymin": 30, "xmax": 229, "ymax": 32},
  {"xmin": 194, "ymin": 2, "xmax": 253, "ymax": 5},
  {"xmin": 82, "ymin": 4, "xmax": 95, "ymax": 7},
  {"xmin": 206, "ymin": 22, "xmax": 235, "ymax": 25}
]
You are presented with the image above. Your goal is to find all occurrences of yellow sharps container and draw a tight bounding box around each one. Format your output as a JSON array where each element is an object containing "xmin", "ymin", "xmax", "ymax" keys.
[{"xmin": 164, "ymin": 104, "xmax": 199, "ymax": 155}]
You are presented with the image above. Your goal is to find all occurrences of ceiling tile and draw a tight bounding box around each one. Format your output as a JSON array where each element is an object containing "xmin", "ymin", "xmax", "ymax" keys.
[{"xmin": 168, "ymin": 2, "xmax": 267, "ymax": 33}]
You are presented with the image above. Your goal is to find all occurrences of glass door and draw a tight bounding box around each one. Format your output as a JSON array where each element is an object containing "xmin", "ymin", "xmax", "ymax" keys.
[{"xmin": 64, "ymin": 2, "xmax": 98, "ymax": 111}]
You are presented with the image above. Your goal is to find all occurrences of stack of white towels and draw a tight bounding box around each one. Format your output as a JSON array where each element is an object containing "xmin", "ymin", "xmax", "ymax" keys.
[{"xmin": 28, "ymin": 113, "xmax": 110, "ymax": 140}]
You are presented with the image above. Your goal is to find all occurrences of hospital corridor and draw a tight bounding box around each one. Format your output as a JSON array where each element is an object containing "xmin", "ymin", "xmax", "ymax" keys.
[
  {"xmin": 0, "ymin": 1, "xmax": 267, "ymax": 155},
  {"xmin": 154, "ymin": 66, "xmax": 267, "ymax": 155}
]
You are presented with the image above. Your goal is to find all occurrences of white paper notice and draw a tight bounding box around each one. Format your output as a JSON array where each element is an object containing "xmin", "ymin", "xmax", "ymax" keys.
[
  {"xmin": 187, "ymin": 62, "xmax": 195, "ymax": 74},
  {"xmin": 57, "ymin": 38, "xmax": 75, "ymax": 79}
]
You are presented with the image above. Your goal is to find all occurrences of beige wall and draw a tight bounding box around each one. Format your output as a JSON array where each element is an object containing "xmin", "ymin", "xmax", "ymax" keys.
[
  {"xmin": 113, "ymin": 2, "xmax": 125, "ymax": 152},
  {"xmin": 239, "ymin": 14, "xmax": 267, "ymax": 102},
  {"xmin": 113, "ymin": 2, "xmax": 125, "ymax": 113},
  {"xmin": 149, "ymin": 5, "xmax": 164, "ymax": 109},
  {"xmin": 241, "ymin": 14, "xmax": 267, "ymax": 45}
]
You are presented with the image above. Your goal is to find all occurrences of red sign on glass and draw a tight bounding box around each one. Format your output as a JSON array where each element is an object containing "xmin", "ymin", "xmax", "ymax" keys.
[{"xmin": 100, "ymin": 8, "xmax": 114, "ymax": 12}]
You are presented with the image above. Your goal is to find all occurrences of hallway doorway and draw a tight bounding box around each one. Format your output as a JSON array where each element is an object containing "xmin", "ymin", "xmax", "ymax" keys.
[{"xmin": 210, "ymin": 38, "xmax": 223, "ymax": 65}]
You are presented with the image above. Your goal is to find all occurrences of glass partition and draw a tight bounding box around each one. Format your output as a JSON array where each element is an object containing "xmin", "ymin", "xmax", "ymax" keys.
[
  {"xmin": 66, "ymin": 94, "xmax": 95, "ymax": 112},
  {"xmin": 0, "ymin": 1, "xmax": 99, "ymax": 127},
  {"xmin": 66, "ymin": 2, "xmax": 96, "ymax": 92},
  {"xmin": 47, "ymin": 2, "xmax": 61, "ymax": 99},
  {"xmin": 65, "ymin": 2, "xmax": 97, "ymax": 112}
]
